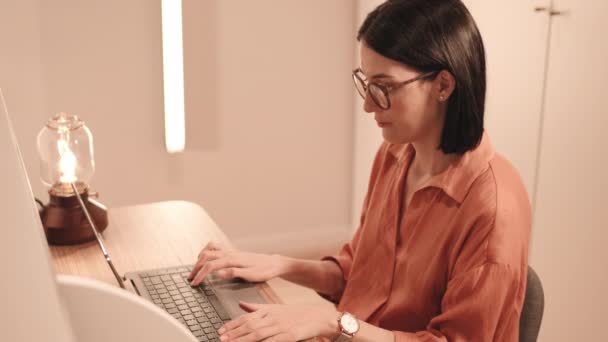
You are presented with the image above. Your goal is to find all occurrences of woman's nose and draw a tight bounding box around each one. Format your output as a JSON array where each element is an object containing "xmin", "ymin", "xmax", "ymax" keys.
[{"xmin": 363, "ymin": 94, "xmax": 380, "ymax": 114}]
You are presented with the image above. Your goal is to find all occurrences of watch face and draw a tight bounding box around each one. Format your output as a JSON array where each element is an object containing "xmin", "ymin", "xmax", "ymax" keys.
[{"xmin": 340, "ymin": 313, "xmax": 359, "ymax": 334}]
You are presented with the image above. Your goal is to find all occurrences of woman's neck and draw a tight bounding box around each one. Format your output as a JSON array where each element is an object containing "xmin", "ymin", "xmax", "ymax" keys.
[{"xmin": 410, "ymin": 135, "xmax": 458, "ymax": 180}]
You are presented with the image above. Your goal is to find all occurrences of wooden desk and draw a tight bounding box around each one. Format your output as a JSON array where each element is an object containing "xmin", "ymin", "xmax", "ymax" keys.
[
  {"xmin": 50, "ymin": 200, "xmax": 281, "ymax": 302},
  {"xmin": 50, "ymin": 200, "xmax": 332, "ymax": 341}
]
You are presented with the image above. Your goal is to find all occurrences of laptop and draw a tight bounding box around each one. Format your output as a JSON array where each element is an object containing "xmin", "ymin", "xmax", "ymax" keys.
[
  {"xmin": 84, "ymin": 177, "xmax": 269, "ymax": 340},
  {"xmin": 124, "ymin": 266, "xmax": 268, "ymax": 342},
  {"xmin": 78, "ymin": 206, "xmax": 269, "ymax": 342},
  {"xmin": 0, "ymin": 90, "xmax": 268, "ymax": 342}
]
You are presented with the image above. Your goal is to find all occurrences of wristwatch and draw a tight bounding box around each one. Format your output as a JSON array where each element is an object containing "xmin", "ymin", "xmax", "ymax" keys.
[{"xmin": 335, "ymin": 312, "xmax": 360, "ymax": 341}]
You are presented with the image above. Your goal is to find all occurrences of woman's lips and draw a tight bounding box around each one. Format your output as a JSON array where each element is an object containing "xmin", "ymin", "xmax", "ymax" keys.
[{"xmin": 376, "ymin": 121, "xmax": 391, "ymax": 127}]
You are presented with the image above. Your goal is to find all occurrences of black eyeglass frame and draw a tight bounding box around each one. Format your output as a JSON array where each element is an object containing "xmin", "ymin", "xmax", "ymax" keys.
[{"xmin": 352, "ymin": 68, "xmax": 439, "ymax": 110}]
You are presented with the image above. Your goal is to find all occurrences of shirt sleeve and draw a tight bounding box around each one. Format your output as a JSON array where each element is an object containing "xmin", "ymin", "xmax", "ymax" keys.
[
  {"xmin": 392, "ymin": 262, "xmax": 523, "ymax": 342},
  {"xmin": 318, "ymin": 142, "xmax": 389, "ymax": 303},
  {"xmin": 318, "ymin": 196, "xmax": 367, "ymax": 303}
]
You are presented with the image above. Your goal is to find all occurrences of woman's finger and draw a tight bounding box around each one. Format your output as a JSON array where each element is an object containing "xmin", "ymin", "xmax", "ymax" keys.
[
  {"xmin": 233, "ymin": 325, "xmax": 283, "ymax": 342},
  {"xmin": 188, "ymin": 250, "xmax": 225, "ymax": 280},
  {"xmin": 196, "ymin": 240, "xmax": 224, "ymax": 259},
  {"xmin": 219, "ymin": 308, "xmax": 267, "ymax": 335},
  {"xmin": 191, "ymin": 256, "xmax": 239, "ymax": 286},
  {"xmin": 220, "ymin": 315, "xmax": 274, "ymax": 341},
  {"xmin": 239, "ymin": 301, "xmax": 266, "ymax": 313}
]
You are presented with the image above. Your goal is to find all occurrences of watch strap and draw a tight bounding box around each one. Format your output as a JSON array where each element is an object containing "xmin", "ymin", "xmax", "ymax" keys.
[{"xmin": 335, "ymin": 332, "xmax": 353, "ymax": 342}]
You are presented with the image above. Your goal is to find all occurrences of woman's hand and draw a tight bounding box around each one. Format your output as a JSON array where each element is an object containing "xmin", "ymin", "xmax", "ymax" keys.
[
  {"xmin": 188, "ymin": 241, "xmax": 286, "ymax": 286},
  {"xmin": 217, "ymin": 302, "xmax": 339, "ymax": 342}
]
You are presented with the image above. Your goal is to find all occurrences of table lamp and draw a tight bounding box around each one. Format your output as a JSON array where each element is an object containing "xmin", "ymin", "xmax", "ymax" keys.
[{"xmin": 37, "ymin": 112, "xmax": 108, "ymax": 245}]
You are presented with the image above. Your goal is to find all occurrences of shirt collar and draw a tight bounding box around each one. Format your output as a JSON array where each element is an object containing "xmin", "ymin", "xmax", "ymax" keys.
[{"xmin": 386, "ymin": 132, "xmax": 495, "ymax": 204}]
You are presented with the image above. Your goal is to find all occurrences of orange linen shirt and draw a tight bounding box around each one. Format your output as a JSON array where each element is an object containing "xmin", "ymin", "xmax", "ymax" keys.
[{"xmin": 325, "ymin": 133, "xmax": 531, "ymax": 341}]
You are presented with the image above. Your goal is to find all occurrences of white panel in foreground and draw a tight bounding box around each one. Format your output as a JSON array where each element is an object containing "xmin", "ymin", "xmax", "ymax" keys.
[
  {"xmin": 0, "ymin": 89, "xmax": 76, "ymax": 342},
  {"xmin": 57, "ymin": 275, "xmax": 197, "ymax": 342}
]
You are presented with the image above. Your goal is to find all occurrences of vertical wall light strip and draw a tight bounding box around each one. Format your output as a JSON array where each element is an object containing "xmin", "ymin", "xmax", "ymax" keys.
[{"xmin": 161, "ymin": 0, "xmax": 186, "ymax": 153}]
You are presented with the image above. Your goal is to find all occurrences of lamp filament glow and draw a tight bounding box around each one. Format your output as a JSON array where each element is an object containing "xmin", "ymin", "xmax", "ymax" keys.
[{"xmin": 58, "ymin": 139, "xmax": 77, "ymax": 183}]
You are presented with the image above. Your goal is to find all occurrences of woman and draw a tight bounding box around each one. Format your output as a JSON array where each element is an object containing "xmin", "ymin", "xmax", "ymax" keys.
[{"xmin": 189, "ymin": 0, "xmax": 531, "ymax": 341}]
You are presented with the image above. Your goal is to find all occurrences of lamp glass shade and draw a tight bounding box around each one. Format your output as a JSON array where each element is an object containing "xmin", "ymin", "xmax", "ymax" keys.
[{"xmin": 37, "ymin": 113, "xmax": 95, "ymax": 188}]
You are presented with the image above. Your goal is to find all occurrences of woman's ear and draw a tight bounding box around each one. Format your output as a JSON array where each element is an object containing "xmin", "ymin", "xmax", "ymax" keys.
[{"xmin": 436, "ymin": 70, "xmax": 456, "ymax": 102}]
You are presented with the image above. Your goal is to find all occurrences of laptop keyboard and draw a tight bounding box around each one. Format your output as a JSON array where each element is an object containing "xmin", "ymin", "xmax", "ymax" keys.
[{"xmin": 137, "ymin": 266, "xmax": 231, "ymax": 342}]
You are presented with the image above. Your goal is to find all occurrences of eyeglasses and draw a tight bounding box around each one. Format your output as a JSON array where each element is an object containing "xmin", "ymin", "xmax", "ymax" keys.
[{"xmin": 352, "ymin": 68, "xmax": 438, "ymax": 110}]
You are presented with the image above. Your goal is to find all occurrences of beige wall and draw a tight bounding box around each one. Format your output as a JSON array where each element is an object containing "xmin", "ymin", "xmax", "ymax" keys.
[
  {"xmin": 463, "ymin": 0, "xmax": 548, "ymax": 203},
  {"xmin": 0, "ymin": 0, "xmax": 356, "ymax": 249},
  {"xmin": 529, "ymin": 0, "xmax": 608, "ymax": 340},
  {"xmin": 0, "ymin": 0, "xmax": 48, "ymax": 198},
  {"xmin": 351, "ymin": 0, "xmax": 384, "ymax": 228}
]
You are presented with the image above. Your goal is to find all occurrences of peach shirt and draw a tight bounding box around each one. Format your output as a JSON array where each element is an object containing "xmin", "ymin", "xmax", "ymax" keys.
[{"xmin": 324, "ymin": 133, "xmax": 531, "ymax": 341}]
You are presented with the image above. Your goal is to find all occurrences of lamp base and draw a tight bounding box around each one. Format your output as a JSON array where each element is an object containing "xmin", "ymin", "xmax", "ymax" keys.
[{"xmin": 40, "ymin": 183, "xmax": 108, "ymax": 245}]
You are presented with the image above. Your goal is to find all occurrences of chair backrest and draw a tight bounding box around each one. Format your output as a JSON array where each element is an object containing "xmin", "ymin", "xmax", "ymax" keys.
[{"xmin": 519, "ymin": 266, "xmax": 544, "ymax": 342}]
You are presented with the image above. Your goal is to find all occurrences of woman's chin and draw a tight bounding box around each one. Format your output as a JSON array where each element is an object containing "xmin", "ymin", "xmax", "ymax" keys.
[{"xmin": 381, "ymin": 129, "xmax": 412, "ymax": 145}]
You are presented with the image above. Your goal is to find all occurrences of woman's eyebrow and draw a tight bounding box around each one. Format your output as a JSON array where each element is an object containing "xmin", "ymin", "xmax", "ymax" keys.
[
  {"xmin": 370, "ymin": 73, "xmax": 395, "ymax": 80},
  {"xmin": 359, "ymin": 68, "xmax": 396, "ymax": 80}
]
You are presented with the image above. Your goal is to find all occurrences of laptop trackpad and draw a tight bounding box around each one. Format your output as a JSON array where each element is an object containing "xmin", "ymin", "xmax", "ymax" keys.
[{"xmin": 211, "ymin": 280, "xmax": 268, "ymax": 319}]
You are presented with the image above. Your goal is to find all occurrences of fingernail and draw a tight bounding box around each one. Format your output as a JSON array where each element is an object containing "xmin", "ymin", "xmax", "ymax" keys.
[{"xmin": 218, "ymin": 327, "xmax": 225, "ymax": 334}]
